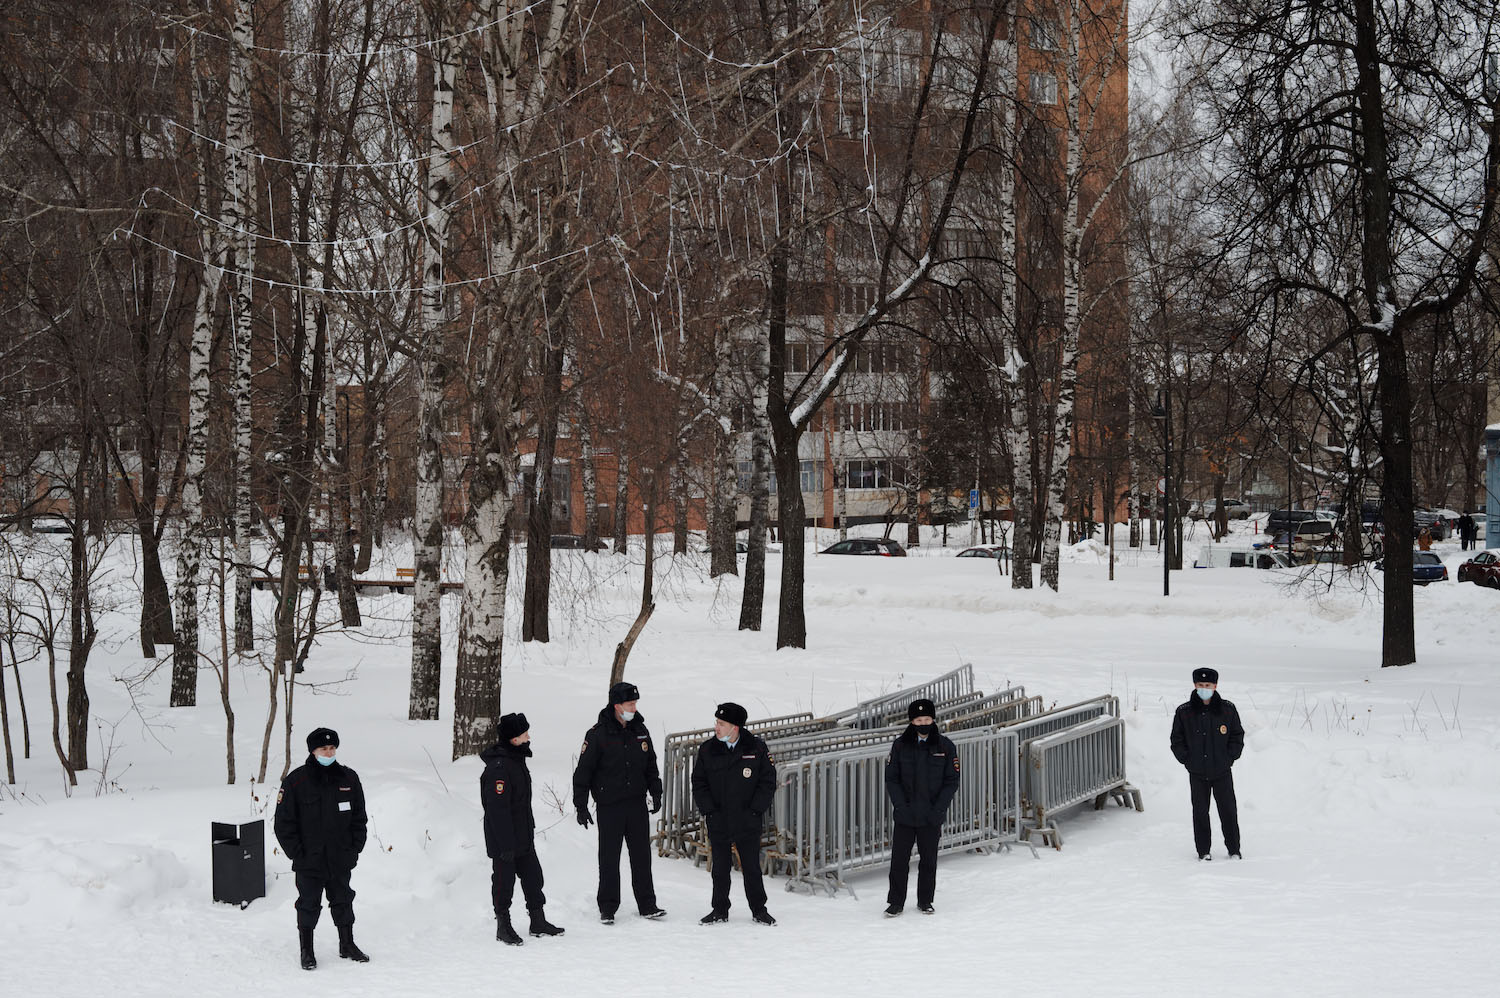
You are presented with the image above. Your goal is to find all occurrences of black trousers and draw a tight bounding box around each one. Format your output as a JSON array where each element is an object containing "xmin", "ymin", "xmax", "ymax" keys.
[
  {"xmin": 294, "ymin": 867, "xmax": 355, "ymax": 930},
  {"xmin": 1189, "ymin": 771, "xmax": 1240, "ymax": 856},
  {"xmin": 491, "ymin": 846, "xmax": 546, "ymax": 917},
  {"xmin": 597, "ymin": 799, "xmax": 657, "ymax": 916},
  {"xmin": 708, "ymin": 818, "xmax": 767, "ymax": 913},
  {"xmin": 887, "ymin": 823, "xmax": 941, "ymax": 907}
]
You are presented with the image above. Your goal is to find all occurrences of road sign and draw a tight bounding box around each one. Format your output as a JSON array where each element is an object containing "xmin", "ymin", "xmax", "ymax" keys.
[
  {"xmin": 1157, "ymin": 477, "xmax": 1167, "ymax": 495},
  {"xmin": 969, "ymin": 489, "xmax": 980, "ymax": 509}
]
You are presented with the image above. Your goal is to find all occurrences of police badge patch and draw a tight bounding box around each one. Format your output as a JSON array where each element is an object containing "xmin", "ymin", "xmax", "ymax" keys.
[
  {"xmin": 495, "ymin": 780, "xmax": 505, "ymax": 794},
  {"xmin": 1220, "ymin": 725, "xmax": 1228, "ymax": 734},
  {"xmin": 641, "ymin": 742, "xmax": 649, "ymax": 752},
  {"xmin": 742, "ymin": 767, "xmax": 752, "ymax": 778}
]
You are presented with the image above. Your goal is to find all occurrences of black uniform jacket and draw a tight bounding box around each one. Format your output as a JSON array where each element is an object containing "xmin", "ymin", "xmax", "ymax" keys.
[
  {"xmin": 1170, "ymin": 692, "xmax": 1245, "ymax": 780},
  {"xmin": 885, "ymin": 725, "xmax": 961, "ymax": 827},
  {"xmin": 573, "ymin": 706, "xmax": 664, "ymax": 810},
  {"xmin": 274, "ymin": 756, "xmax": 368, "ymax": 874},
  {"xmin": 480, "ymin": 741, "xmax": 536, "ymax": 859},
  {"xmin": 691, "ymin": 729, "xmax": 777, "ymax": 835}
]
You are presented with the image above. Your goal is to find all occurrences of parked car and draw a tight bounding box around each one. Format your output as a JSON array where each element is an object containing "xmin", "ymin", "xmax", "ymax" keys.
[
  {"xmin": 1193, "ymin": 546, "xmax": 1291, "ymax": 569},
  {"xmin": 1265, "ymin": 508, "xmax": 1329, "ymax": 536},
  {"xmin": 1189, "ymin": 498, "xmax": 1251, "ymax": 521},
  {"xmin": 1412, "ymin": 509, "xmax": 1452, "ymax": 540},
  {"xmin": 1374, "ymin": 550, "xmax": 1449, "ymax": 584},
  {"xmin": 956, "ymin": 544, "xmax": 1009, "ymax": 559},
  {"xmin": 1456, "ymin": 550, "xmax": 1500, "ymax": 588},
  {"xmin": 821, "ymin": 537, "xmax": 906, "ymax": 557}
]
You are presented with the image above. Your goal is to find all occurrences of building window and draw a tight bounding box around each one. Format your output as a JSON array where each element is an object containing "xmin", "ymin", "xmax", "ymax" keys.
[
  {"xmin": 799, "ymin": 460, "xmax": 824, "ymax": 494},
  {"xmin": 1029, "ymin": 73, "xmax": 1058, "ymax": 106},
  {"xmin": 736, "ymin": 460, "xmax": 821, "ymax": 494},
  {"xmin": 836, "ymin": 401, "xmax": 915, "ymax": 432},
  {"xmin": 840, "ymin": 283, "xmax": 878, "ymax": 315},
  {"xmin": 1030, "ymin": 19, "xmax": 1060, "ymax": 52},
  {"xmin": 844, "ymin": 458, "xmax": 909, "ymax": 490},
  {"xmin": 785, "ymin": 342, "xmax": 813, "ymax": 373}
]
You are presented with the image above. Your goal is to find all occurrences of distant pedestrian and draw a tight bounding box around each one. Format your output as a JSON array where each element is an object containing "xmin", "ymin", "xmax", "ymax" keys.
[
  {"xmin": 480, "ymin": 713, "xmax": 565, "ymax": 945},
  {"xmin": 274, "ymin": 727, "xmax": 370, "ymax": 970},
  {"xmin": 1458, "ymin": 514, "xmax": 1477, "ymax": 551},
  {"xmin": 883, "ymin": 699, "xmax": 960, "ymax": 917},
  {"xmin": 573, "ymin": 681, "xmax": 667, "ymax": 924},
  {"xmin": 1169, "ymin": 669, "xmax": 1245, "ymax": 861},
  {"xmin": 1418, "ymin": 527, "xmax": 1433, "ymax": 551},
  {"xmin": 691, "ymin": 702, "xmax": 777, "ymax": 926}
]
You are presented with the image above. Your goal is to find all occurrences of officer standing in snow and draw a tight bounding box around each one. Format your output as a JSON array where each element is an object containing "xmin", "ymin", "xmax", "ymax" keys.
[
  {"xmin": 883, "ymin": 698, "xmax": 960, "ymax": 916},
  {"xmin": 480, "ymin": 712, "xmax": 565, "ymax": 945},
  {"xmin": 573, "ymin": 681, "xmax": 667, "ymax": 924},
  {"xmin": 1170, "ymin": 668, "xmax": 1245, "ymax": 861},
  {"xmin": 273, "ymin": 727, "xmax": 370, "ymax": 970},
  {"xmin": 691, "ymin": 702, "xmax": 778, "ymax": 926}
]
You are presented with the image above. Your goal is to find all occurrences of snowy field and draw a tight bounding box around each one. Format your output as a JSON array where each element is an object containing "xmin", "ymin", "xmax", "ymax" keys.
[{"xmin": 2, "ymin": 521, "xmax": 1497, "ymax": 997}]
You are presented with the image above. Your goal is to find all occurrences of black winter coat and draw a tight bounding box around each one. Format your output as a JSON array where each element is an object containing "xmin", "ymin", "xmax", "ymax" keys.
[
  {"xmin": 572, "ymin": 706, "xmax": 663, "ymax": 809},
  {"xmin": 885, "ymin": 725, "xmax": 961, "ymax": 827},
  {"xmin": 1170, "ymin": 692, "xmax": 1245, "ymax": 779},
  {"xmin": 691, "ymin": 729, "xmax": 777, "ymax": 836},
  {"xmin": 480, "ymin": 741, "xmax": 536, "ymax": 859},
  {"xmin": 274, "ymin": 757, "xmax": 368, "ymax": 874}
]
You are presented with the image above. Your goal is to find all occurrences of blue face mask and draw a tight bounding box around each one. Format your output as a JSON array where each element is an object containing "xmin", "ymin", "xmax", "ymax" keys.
[
  {"xmin": 315, "ymin": 753, "xmax": 336, "ymax": 766},
  {"xmin": 1196, "ymin": 688, "xmax": 1214, "ymax": 701},
  {"xmin": 718, "ymin": 734, "xmax": 734, "ymax": 744},
  {"xmin": 620, "ymin": 710, "xmax": 636, "ymax": 722}
]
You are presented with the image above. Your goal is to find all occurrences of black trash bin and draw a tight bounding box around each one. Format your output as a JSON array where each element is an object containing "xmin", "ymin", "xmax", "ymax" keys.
[{"xmin": 212, "ymin": 819, "xmax": 266, "ymax": 907}]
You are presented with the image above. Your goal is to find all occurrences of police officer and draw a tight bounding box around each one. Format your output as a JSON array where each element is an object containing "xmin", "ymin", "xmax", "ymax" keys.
[
  {"xmin": 1170, "ymin": 668, "xmax": 1245, "ymax": 861},
  {"xmin": 273, "ymin": 727, "xmax": 369, "ymax": 970},
  {"xmin": 691, "ymin": 702, "xmax": 777, "ymax": 926},
  {"xmin": 883, "ymin": 698, "xmax": 960, "ymax": 916},
  {"xmin": 480, "ymin": 712, "xmax": 565, "ymax": 945},
  {"xmin": 573, "ymin": 681, "xmax": 667, "ymax": 924}
]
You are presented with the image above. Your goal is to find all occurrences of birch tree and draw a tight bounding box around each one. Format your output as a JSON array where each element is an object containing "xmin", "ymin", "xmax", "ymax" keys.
[{"xmin": 410, "ymin": 0, "xmax": 460, "ymax": 721}]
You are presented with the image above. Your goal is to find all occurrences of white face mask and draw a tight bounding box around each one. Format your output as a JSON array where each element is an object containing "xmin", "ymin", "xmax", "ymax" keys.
[
  {"xmin": 1196, "ymin": 688, "xmax": 1214, "ymax": 701},
  {"xmin": 620, "ymin": 710, "xmax": 636, "ymax": 722}
]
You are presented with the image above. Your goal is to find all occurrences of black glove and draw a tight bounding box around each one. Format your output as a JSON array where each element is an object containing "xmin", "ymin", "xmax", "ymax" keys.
[
  {"xmin": 650, "ymin": 793, "xmax": 662, "ymax": 814},
  {"xmin": 499, "ymin": 850, "xmax": 515, "ymax": 862},
  {"xmin": 576, "ymin": 808, "xmax": 593, "ymax": 828}
]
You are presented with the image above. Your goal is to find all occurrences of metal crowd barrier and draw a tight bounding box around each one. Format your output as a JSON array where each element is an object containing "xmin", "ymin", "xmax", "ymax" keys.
[
  {"xmin": 869, "ymin": 690, "xmax": 986, "ymax": 728},
  {"xmin": 1021, "ymin": 715, "xmax": 1141, "ymax": 849},
  {"xmin": 835, "ymin": 664, "xmax": 975, "ymax": 729},
  {"xmin": 769, "ymin": 727, "xmax": 1021, "ymax": 894},
  {"xmin": 657, "ymin": 711, "xmax": 830, "ymax": 858},
  {"xmin": 947, "ymin": 687, "xmax": 1040, "ymax": 731}
]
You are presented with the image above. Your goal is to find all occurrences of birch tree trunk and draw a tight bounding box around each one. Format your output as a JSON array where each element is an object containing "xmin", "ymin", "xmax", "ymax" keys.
[
  {"xmin": 1038, "ymin": 1, "xmax": 1087, "ymax": 591},
  {"xmin": 410, "ymin": 0, "xmax": 459, "ymax": 720},
  {"xmin": 227, "ymin": 0, "xmax": 257, "ymax": 654},
  {"xmin": 670, "ymin": 461, "xmax": 688, "ymax": 555},
  {"xmin": 613, "ymin": 450, "xmax": 630, "ymax": 555},
  {"xmin": 708, "ymin": 325, "xmax": 738, "ymax": 576},
  {"xmin": 522, "ymin": 335, "xmax": 564, "ymax": 643},
  {"xmin": 580, "ymin": 410, "xmax": 601, "ymax": 551},
  {"xmin": 738, "ymin": 330, "xmax": 772, "ymax": 631}
]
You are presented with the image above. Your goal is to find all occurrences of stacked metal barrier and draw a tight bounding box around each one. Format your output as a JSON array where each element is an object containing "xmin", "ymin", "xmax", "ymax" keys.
[
  {"xmin": 770, "ymin": 728, "xmax": 1021, "ymax": 893},
  {"xmin": 657, "ymin": 711, "xmax": 834, "ymax": 858},
  {"xmin": 1022, "ymin": 715, "xmax": 1141, "ymax": 849},
  {"xmin": 655, "ymin": 670, "xmax": 1139, "ymax": 890},
  {"xmin": 835, "ymin": 664, "xmax": 975, "ymax": 729}
]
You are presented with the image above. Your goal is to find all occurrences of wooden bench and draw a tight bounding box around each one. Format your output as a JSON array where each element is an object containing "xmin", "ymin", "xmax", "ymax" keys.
[
  {"xmin": 352, "ymin": 568, "xmax": 463, "ymax": 595},
  {"xmin": 250, "ymin": 566, "xmax": 316, "ymax": 591}
]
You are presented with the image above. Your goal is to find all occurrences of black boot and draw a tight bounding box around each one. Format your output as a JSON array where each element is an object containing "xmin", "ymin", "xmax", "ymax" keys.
[
  {"xmin": 337, "ymin": 924, "xmax": 369, "ymax": 963},
  {"xmin": 496, "ymin": 914, "xmax": 524, "ymax": 946},
  {"xmin": 298, "ymin": 928, "xmax": 316, "ymax": 971},
  {"xmin": 528, "ymin": 907, "xmax": 565, "ymax": 937}
]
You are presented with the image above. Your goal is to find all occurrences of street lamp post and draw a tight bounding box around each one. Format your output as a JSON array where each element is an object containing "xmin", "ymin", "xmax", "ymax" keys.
[{"xmin": 1152, "ymin": 388, "xmax": 1171, "ymax": 597}]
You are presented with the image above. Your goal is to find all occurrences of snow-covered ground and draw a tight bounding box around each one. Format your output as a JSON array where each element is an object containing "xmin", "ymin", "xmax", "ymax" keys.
[{"xmin": 2, "ymin": 523, "xmax": 1497, "ymax": 997}]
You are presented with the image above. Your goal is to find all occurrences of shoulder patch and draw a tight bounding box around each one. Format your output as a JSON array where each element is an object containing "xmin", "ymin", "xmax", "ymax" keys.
[
  {"xmin": 953, "ymin": 756, "xmax": 960, "ymax": 771},
  {"xmin": 495, "ymin": 779, "xmax": 505, "ymax": 795},
  {"xmin": 581, "ymin": 740, "xmax": 589, "ymax": 755},
  {"xmin": 276, "ymin": 789, "xmax": 283, "ymax": 804}
]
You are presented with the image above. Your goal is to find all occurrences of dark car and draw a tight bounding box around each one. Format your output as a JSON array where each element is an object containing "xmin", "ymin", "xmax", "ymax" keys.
[
  {"xmin": 548, "ymin": 534, "xmax": 608, "ymax": 550},
  {"xmin": 1266, "ymin": 508, "xmax": 1327, "ymax": 536},
  {"xmin": 1375, "ymin": 550, "xmax": 1448, "ymax": 584},
  {"xmin": 1412, "ymin": 510, "xmax": 1452, "ymax": 541},
  {"xmin": 821, "ymin": 537, "xmax": 906, "ymax": 557},
  {"xmin": 1456, "ymin": 550, "xmax": 1500, "ymax": 588}
]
